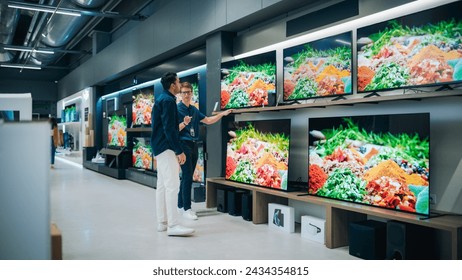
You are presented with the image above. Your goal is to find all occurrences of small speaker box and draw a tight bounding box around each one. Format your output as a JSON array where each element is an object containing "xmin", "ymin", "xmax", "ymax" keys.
[
  {"xmin": 241, "ymin": 192, "xmax": 253, "ymax": 221},
  {"xmin": 227, "ymin": 189, "xmax": 246, "ymax": 216},
  {"xmin": 349, "ymin": 220, "xmax": 387, "ymax": 260},
  {"xmin": 386, "ymin": 220, "xmax": 436, "ymax": 260},
  {"xmin": 216, "ymin": 188, "xmax": 228, "ymax": 213}
]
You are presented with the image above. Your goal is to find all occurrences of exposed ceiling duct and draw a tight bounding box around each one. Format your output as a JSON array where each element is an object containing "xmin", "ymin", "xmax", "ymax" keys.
[
  {"xmin": 29, "ymin": 0, "xmax": 108, "ymax": 65},
  {"xmin": 0, "ymin": 0, "xmax": 20, "ymax": 62}
]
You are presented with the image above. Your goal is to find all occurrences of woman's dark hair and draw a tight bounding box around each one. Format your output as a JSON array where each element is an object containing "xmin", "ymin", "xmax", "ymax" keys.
[{"xmin": 160, "ymin": 72, "xmax": 177, "ymax": 91}]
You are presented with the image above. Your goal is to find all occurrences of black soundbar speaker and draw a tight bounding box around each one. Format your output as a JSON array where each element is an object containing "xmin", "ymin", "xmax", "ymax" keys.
[
  {"xmin": 191, "ymin": 183, "xmax": 205, "ymax": 203},
  {"xmin": 241, "ymin": 192, "xmax": 253, "ymax": 221},
  {"xmin": 386, "ymin": 220, "xmax": 437, "ymax": 260},
  {"xmin": 349, "ymin": 220, "xmax": 387, "ymax": 260},
  {"xmin": 216, "ymin": 188, "xmax": 228, "ymax": 213},
  {"xmin": 227, "ymin": 189, "xmax": 247, "ymax": 216}
]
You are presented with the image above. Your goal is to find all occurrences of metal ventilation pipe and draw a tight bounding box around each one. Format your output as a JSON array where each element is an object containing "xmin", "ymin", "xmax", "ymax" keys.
[
  {"xmin": 30, "ymin": 0, "xmax": 108, "ymax": 65},
  {"xmin": 0, "ymin": 0, "xmax": 21, "ymax": 62}
]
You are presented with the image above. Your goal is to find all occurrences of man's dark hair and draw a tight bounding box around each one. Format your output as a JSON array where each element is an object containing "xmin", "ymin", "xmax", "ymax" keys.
[{"xmin": 161, "ymin": 72, "xmax": 177, "ymax": 91}]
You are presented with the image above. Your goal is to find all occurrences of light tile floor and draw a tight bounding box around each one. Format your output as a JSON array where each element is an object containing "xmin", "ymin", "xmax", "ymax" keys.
[{"xmin": 51, "ymin": 158, "xmax": 358, "ymax": 260}]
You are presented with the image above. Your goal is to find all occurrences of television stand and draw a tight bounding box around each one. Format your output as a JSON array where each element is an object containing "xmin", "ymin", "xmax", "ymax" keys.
[
  {"xmin": 363, "ymin": 91, "xmax": 381, "ymax": 98},
  {"xmin": 435, "ymin": 84, "xmax": 454, "ymax": 91},
  {"xmin": 206, "ymin": 177, "xmax": 462, "ymax": 259}
]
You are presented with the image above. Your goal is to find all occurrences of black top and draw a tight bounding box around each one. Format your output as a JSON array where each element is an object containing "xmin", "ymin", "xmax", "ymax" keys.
[
  {"xmin": 177, "ymin": 102, "xmax": 206, "ymax": 141},
  {"xmin": 151, "ymin": 90, "xmax": 183, "ymax": 156}
]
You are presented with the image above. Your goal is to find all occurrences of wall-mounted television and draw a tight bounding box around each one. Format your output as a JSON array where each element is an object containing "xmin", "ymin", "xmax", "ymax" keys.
[
  {"xmin": 193, "ymin": 143, "xmax": 205, "ymax": 183},
  {"xmin": 226, "ymin": 119, "xmax": 290, "ymax": 190},
  {"xmin": 107, "ymin": 113, "xmax": 127, "ymax": 147},
  {"xmin": 132, "ymin": 86, "xmax": 154, "ymax": 127},
  {"xmin": 179, "ymin": 73, "xmax": 200, "ymax": 109},
  {"xmin": 221, "ymin": 51, "xmax": 276, "ymax": 109},
  {"xmin": 357, "ymin": 1, "xmax": 462, "ymax": 93},
  {"xmin": 308, "ymin": 113, "xmax": 430, "ymax": 215},
  {"xmin": 283, "ymin": 32, "xmax": 352, "ymax": 101},
  {"xmin": 132, "ymin": 137, "xmax": 153, "ymax": 170}
]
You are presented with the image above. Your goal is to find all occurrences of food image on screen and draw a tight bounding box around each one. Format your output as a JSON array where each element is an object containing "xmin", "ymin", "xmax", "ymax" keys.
[
  {"xmin": 132, "ymin": 138, "xmax": 153, "ymax": 170},
  {"xmin": 357, "ymin": 2, "xmax": 462, "ymax": 92},
  {"xmin": 283, "ymin": 32, "xmax": 352, "ymax": 100},
  {"xmin": 108, "ymin": 115, "xmax": 127, "ymax": 147},
  {"xmin": 221, "ymin": 51, "xmax": 276, "ymax": 109},
  {"xmin": 226, "ymin": 120, "xmax": 290, "ymax": 190},
  {"xmin": 193, "ymin": 145, "xmax": 205, "ymax": 183},
  {"xmin": 308, "ymin": 114, "xmax": 430, "ymax": 215},
  {"xmin": 132, "ymin": 88, "xmax": 154, "ymax": 126}
]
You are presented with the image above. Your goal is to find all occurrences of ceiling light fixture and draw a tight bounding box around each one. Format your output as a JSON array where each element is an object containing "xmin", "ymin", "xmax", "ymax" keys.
[
  {"xmin": 3, "ymin": 46, "xmax": 55, "ymax": 54},
  {"xmin": 0, "ymin": 64, "xmax": 42, "ymax": 70},
  {"xmin": 8, "ymin": 2, "xmax": 82, "ymax": 17}
]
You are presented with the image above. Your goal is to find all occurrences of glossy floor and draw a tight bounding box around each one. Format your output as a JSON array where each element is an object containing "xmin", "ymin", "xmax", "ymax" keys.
[{"xmin": 51, "ymin": 158, "xmax": 358, "ymax": 260}]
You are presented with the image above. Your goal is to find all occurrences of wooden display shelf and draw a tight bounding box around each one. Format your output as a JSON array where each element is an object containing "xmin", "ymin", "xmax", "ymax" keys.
[
  {"xmin": 206, "ymin": 177, "xmax": 462, "ymax": 259},
  {"xmin": 214, "ymin": 90, "xmax": 462, "ymax": 114},
  {"xmin": 126, "ymin": 127, "xmax": 152, "ymax": 132}
]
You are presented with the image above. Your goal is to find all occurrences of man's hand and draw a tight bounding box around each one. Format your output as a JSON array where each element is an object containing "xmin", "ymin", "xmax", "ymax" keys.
[{"xmin": 177, "ymin": 153, "xmax": 186, "ymax": 165}]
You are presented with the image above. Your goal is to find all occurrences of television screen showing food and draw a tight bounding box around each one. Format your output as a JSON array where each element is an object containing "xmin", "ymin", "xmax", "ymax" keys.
[
  {"xmin": 221, "ymin": 51, "xmax": 276, "ymax": 109},
  {"xmin": 179, "ymin": 74, "xmax": 200, "ymax": 109},
  {"xmin": 193, "ymin": 143, "xmax": 205, "ymax": 183},
  {"xmin": 132, "ymin": 87, "xmax": 154, "ymax": 126},
  {"xmin": 283, "ymin": 32, "xmax": 352, "ymax": 100},
  {"xmin": 357, "ymin": 1, "xmax": 462, "ymax": 93},
  {"xmin": 308, "ymin": 113, "xmax": 430, "ymax": 215},
  {"xmin": 132, "ymin": 137, "xmax": 153, "ymax": 170},
  {"xmin": 107, "ymin": 114, "xmax": 127, "ymax": 147},
  {"xmin": 226, "ymin": 119, "xmax": 290, "ymax": 190}
]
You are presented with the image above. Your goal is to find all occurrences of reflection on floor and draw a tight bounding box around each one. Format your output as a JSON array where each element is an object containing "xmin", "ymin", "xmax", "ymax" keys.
[{"xmin": 51, "ymin": 158, "xmax": 358, "ymax": 260}]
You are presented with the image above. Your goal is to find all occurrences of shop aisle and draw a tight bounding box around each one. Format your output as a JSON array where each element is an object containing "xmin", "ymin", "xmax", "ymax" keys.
[{"xmin": 50, "ymin": 158, "xmax": 358, "ymax": 260}]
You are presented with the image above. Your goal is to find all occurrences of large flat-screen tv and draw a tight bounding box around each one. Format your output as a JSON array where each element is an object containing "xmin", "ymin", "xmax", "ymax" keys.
[
  {"xmin": 132, "ymin": 86, "xmax": 154, "ymax": 127},
  {"xmin": 132, "ymin": 137, "xmax": 154, "ymax": 170},
  {"xmin": 226, "ymin": 119, "xmax": 290, "ymax": 190},
  {"xmin": 308, "ymin": 113, "xmax": 430, "ymax": 215},
  {"xmin": 221, "ymin": 51, "xmax": 276, "ymax": 109},
  {"xmin": 107, "ymin": 112, "xmax": 127, "ymax": 147},
  {"xmin": 283, "ymin": 32, "xmax": 352, "ymax": 101},
  {"xmin": 193, "ymin": 143, "xmax": 205, "ymax": 183},
  {"xmin": 357, "ymin": 1, "xmax": 462, "ymax": 93},
  {"xmin": 179, "ymin": 73, "xmax": 200, "ymax": 109}
]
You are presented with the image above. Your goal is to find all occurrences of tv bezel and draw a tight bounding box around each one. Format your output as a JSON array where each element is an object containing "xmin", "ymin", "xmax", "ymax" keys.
[
  {"xmin": 356, "ymin": 1, "xmax": 462, "ymax": 94},
  {"xmin": 225, "ymin": 119, "xmax": 291, "ymax": 191},
  {"xmin": 308, "ymin": 112, "xmax": 430, "ymax": 216},
  {"xmin": 283, "ymin": 31, "xmax": 353, "ymax": 101},
  {"xmin": 220, "ymin": 50, "xmax": 277, "ymax": 110}
]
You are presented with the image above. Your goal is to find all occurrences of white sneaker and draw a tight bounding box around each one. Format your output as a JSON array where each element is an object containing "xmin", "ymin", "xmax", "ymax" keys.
[
  {"xmin": 157, "ymin": 223, "xmax": 167, "ymax": 232},
  {"xmin": 167, "ymin": 225, "xmax": 195, "ymax": 236},
  {"xmin": 183, "ymin": 209, "xmax": 198, "ymax": 220},
  {"xmin": 177, "ymin": 207, "xmax": 184, "ymax": 214}
]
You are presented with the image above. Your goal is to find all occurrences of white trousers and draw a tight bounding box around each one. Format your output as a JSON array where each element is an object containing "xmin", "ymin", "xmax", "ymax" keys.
[{"xmin": 155, "ymin": 149, "xmax": 180, "ymax": 227}]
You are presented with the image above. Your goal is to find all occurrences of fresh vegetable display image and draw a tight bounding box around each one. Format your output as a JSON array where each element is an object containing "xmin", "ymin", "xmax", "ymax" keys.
[
  {"xmin": 283, "ymin": 32, "xmax": 352, "ymax": 100},
  {"xmin": 226, "ymin": 120, "xmax": 290, "ymax": 190},
  {"xmin": 308, "ymin": 113, "xmax": 430, "ymax": 215},
  {"xmin": 193, "ymin": 145, "xmax": 205, "ymax": 183},
  {"xmin": 132, "ymin": 138, "xmax": 153, "ymax": 170},
  {"xmin": 107, "ymin": 115, "xmax": 127, "ymax": 147},
  {"xmin": 221, "ymin": 51, "xmax": 276, "ymax": 109},
  {"xmin": 357, "ymin": 2, "xmax": 462, "ymax": 92},
  {"xmin": 132, "ymin": 88, "xmax": 154, "ymax": 126}
]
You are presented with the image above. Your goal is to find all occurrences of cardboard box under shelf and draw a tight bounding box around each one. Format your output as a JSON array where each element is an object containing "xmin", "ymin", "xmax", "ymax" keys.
[{"xmin": 51, "ymin": 223, "xmax": 62, "ymax": 260}]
